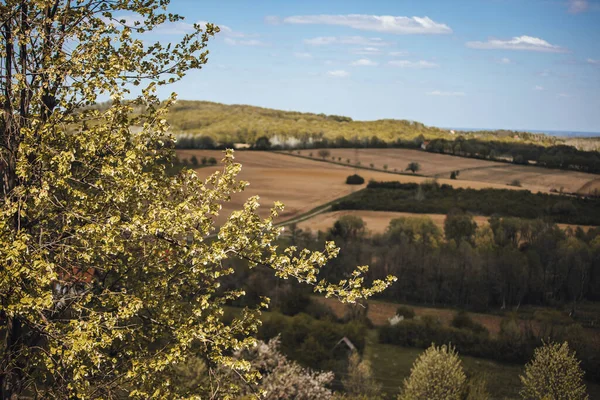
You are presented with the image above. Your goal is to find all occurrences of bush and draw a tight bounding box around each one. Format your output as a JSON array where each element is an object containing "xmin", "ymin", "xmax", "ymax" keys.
[
  {"xmin": 303, "ymin": 300, "xmax": 338, "ymax": 321},
  {"xmin": 509, "ymin": 179, "xmax": 522, "ymax": 187},
  {"xmin": 207, "ymin": 157, "xmax": 217, "ymax": 165},
  {"xmin": 400, "ymin": 344, "xmax": 466, "ymax": 400},
  {"xmin": 520, "ymin": 342, "xmax": 588, "ymax": 400},
  {"xmin": 346, "ymin": 174, "xmax": 365, "ymax": 185},
  {"xmin": 396, "ymin": 305, "xmax": 416, "ymax": 319},
  {"xmin": 451, "ymin": 311, "xmax": 488, "ymax": 335}
]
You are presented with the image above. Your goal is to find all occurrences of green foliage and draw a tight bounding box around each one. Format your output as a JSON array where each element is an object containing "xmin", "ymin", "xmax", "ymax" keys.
[
  {"xmin": 319, "ymin": 149, "xmax": 332, "ymax": 159},
  {"xmin": 207, "ymin": 156, "xmax": 217, "ymax": 165},
  {"xmin": 253, "ymin": 135, "xmax": 272, "ymax": 150},
  {"xmin": 396, "ymin": 306, "xmax": 416, "ymax": 319},
  {"xmin": 465, "ymin": 375, "xmax": 491, "ymax": 400},
  {"xmin": 406, "ymin": 162, "xmax": 420, "ymax": 174},
  {"xmin": 330, "ymin": 216, "xmax": 367, "ymax": 241},
  {"xmin": 258, "ymin": 312, "xmax": 368, "ymax": 371},
  {"xmin": 520, "ymin": 342, "xmax": 588, "ymax": 400},
  {"xmin": 333, "ymin": 181, "xmax": 600, "ymax": 225},
  {"xmin": 510, "ymin": 179, "xmax": 522, "ymax": 187},
  {"xmin": 0, "ymin": 1, "xmax": 395, "ymax": 397},
  {"xmin": 346, "ymin": 174, "xmax": 365, "ymax": 185},
  {"xmin": 399, "ymin": 344, "xmax": 466, "ymax": 400},
  {"xmin": 342, "ymin": 351, "xmax": 383, "ymax": 399},
  {"xmin": 444, "ymin": 210, "xmax": 478, "ymax": 245},
  {"xmin": 451, "ymin": 311, "xmax": 488, "ymax": 335}
]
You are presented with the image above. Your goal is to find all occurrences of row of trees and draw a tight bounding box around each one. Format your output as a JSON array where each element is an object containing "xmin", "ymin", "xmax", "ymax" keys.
[
  {"xmin": 333, "ymin": 181, "xmax": 600, "ymax": 225},
  {"xmin": 292, "ymin": 213, "xmax": 600, "ymax": 313}
]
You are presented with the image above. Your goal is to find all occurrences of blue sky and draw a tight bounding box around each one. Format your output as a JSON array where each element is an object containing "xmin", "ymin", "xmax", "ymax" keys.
[{"xmin": 150, "ymin": 0, "xmax": 600, "ymax": 132}]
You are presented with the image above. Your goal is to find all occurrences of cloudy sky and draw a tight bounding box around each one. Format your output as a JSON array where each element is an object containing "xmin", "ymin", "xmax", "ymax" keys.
[{"xmin": 151, "ymin": 0, "xmax": 600, "ymax": 132}]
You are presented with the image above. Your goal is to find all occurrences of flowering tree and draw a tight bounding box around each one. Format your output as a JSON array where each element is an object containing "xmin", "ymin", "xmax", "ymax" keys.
[
  {"xmin": 0, "ymin": 1, "xmax": 395, "ymax": 398},
  {"xmin": 520, "ymin": 342, "xmax": 588, "ymax": 400},
  {"xmin": 399, "ymin": 344, "xmax": 466, "ymax": 400},
  {"xmin": 222, "ymin": 336, "xmax": 335, "ymax": 399}
]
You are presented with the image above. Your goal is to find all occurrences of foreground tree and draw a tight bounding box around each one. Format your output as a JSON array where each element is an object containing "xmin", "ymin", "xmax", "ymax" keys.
[
  {"xmin": 520, "ymin": 342, "xmax": 588, "ymax": 400},
  {"xmin": 399, "ymin": 344, "xmax": 466, "ymax": 400},
  {"xmin": 0, "ymin": 1, "xmax": 394, "ymax": 398}
]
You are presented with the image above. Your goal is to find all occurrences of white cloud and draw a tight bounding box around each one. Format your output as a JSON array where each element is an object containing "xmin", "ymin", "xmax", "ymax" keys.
[
  {"xmin": 294, "ymin": 52, "xmax": 313, "ymax": 59},
  {"xmin": 264, "ymin": 15, "xmax": 281, "ymax": 25},
  {"xmin": 588, "ymin": 58, "xmax": 600, "ymax": 65},
  {"xmin": 427, "ymin": 90, "xmax": 466, "ymax": 96},
  {"xmin": 283, "ymin": 14, "xmax": 452, "ymax": 34},
  {"xmin": 498, "ymin": 57, "xmax": 512, "ymax": 64},
  {"xmin": 353, "ymin": 47, "xmax": 382, "ymax": 55},
  {"xmin": 327, "ymin": 70, "xmax": 350, "ymax": 78},
  {"xmin": 304, "ymin": 36, "xmax": 388, "ymax": 46},
  {"xmin": 225, "ymin": 38, "xmax": 266, "ymax": 46},
  {"xmin": 389, "ymin": 60, "xmax": 439, "ymax": 68},
  {"xmin": 557, "ymin": 93, "xmax": 572, "ymax": 98},
  {"xmin": 351, "ymin": 58, "xmax": 378, "ymax": 66},
  {"xmin": 324, "ymin": 60, "xmax": 335, "ymax": 65},
  {"xmin": 568, "ymin": 0, "xmax": 589, "ymax": 13},
  {"xmin": 466, "ymin": 36, "xmax": 567, "ymax": 53},
  {"xmin": 389, "ymin": 51, "xmax": 408, "ymax": 56},
  {"xmin": 534, "ymin": 85, "xmax": 545, "ymax": 91}
]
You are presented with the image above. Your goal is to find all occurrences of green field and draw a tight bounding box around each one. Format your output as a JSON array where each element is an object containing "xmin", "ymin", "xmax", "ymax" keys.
[{"xmin": 364, "ymin": 332, "xmax": 600, "ymax": 399}]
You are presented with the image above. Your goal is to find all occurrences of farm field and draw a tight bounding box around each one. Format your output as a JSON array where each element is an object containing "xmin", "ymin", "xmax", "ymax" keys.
[
  {"xmin": 176, "ymin": 150, "xmax": 520, "ymax": 225},
  {"xmin": 293, "ymin": 148, "xmax": 599, "ymax": 194},
  {"xmin": 296, "ymin": 210, "xmax": 596, "ymax": 234}
]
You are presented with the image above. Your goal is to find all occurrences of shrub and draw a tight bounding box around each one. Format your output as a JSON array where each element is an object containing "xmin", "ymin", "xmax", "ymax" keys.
[
  {"xmin": 400, "ymin": 344, "xmax": 466, "ymax": 400},
  {"xmin": 207, "ymin": 157, "xmax": 217, "ymax": 165},
  {"xmin": 396, "ymin": 305, "xmax": 416, "ymax": 319},
  {"xmin": 318, "ymin": 149, "xmax": 331, "ymax": 159},
  {"xmin": 346, "ymin": 174, "xmax": 365, "ymax": 185},
  {"xmin": 190, "ymin": 155, "xmax": 199, "ymax": 166},
  {"xmin": 406, "ymin": 162, "xmax": 420, "ymax": 174},
  {"xmin": 304, "ymin": 301, "xmax": 338, "ymax": 321},
  {"xmin": 451, "ymin": 311, "xmax": 488, "ymax": 335},
  {"xmin": 520, "ymin": 342, "xmax": 588, "ymax": 400},
  {"xmin": 509, "ymin": 179, "xmax": 522, "ymax": 187}
]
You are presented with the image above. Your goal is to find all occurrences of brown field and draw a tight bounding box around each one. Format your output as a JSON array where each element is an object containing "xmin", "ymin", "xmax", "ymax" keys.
[
  {"xmin": 297, "ymin": 210, "xmax": 596, "ymax": 234},
  {"xmin": 295, "ymin": 148, "xmax": 599, "ymax": 194},
  {"xmin": 176, "ymin": 150, "xmax": 520, "ymax": 225}
]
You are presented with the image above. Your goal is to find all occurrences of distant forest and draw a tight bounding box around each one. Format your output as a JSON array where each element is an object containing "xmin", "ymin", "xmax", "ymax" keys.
[{"xmin": 167, "ymin": 101, "xmax": 600, "ymax": 175}]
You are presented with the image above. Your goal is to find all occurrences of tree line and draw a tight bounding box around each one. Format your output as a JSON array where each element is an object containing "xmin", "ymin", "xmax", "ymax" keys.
[{"xmin": 332, "ymin": 181, "xmax": 600, "ymax": 225}]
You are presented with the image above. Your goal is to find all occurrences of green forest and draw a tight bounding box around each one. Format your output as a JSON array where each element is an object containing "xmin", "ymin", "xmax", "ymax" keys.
[{"xmin": 167, "ymin": 100, "xmax": 559, "ymax": 146}]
